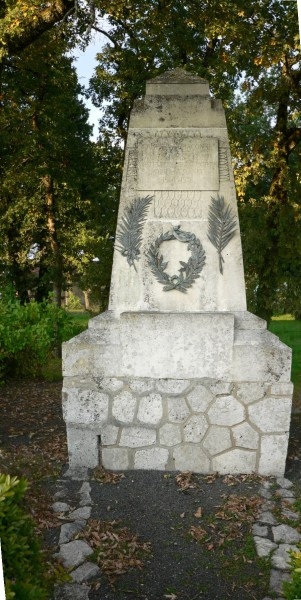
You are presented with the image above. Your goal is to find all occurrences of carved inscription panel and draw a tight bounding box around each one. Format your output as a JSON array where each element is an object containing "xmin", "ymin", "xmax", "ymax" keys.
[{"xmin": 137, "ymin": 136, "xmax": 219, "ymax": 191}]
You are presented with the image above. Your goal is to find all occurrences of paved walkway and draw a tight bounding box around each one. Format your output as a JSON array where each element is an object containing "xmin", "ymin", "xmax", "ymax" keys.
[{"xmin": 50, "ymin": 469, "xmax": 301, "ymax": 600}]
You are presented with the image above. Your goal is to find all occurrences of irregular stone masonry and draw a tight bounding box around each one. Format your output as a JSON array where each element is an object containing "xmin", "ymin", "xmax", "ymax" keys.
[
  {"xmin": 63, "ymin": 377, "xmax": 292, "ymax": 476},
  {"xmin": 53, "ymin": 469, "xmax": 300, "ymax": 599}
]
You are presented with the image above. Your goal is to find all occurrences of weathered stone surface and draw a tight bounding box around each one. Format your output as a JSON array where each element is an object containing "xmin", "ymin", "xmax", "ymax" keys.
[
  {"xmin": 271, "ymin": 544, "xmax": 298, "ymax": 570},
  {"xmin": 186, "ymin": 385, "xmax": 214, "ymax": 412},
  {"xmin": 281, "ymin": 508, "xmax": 299, "ymax": 521},
  {"xmin": 66, "ymin": 427, "xmax": 99, "ymax": 469},
  {"xmin": 129, "ymin": 379, "xmax": 154, "ymax": 393},
  {"xmin": 258, "ymin": 435, "xmax": 289, "ymax": 476},
  {"xmin": 208, "ymin": 396, "xmax": 245, "ymax": 426},
  {"xmin": 212, "ymin": 449, "xmax": 256, "ymax": 474},
  {"xmin": 209, "ymin": 382, "xmax": 233, "ymax": 395},
  {"xmin": 79, "ymin": 494, "xmax": 91, "ymax": 507},
  {"xmin": 248, "ymin": 397, "xmax": 291, "ymax": 433},
  {"xmin": 101, "ymin": 424, "xmax": 119, "ymax": 445},
  {"xmin": 270, "ymin": 382, "xmax": 294, "ymax": 396},
  {"xmin": 183, "ymin": 415, "xmax": 208, "ymax": 443},
  {"xmin": 202, "ymin": 426, "xmax": 231, "ymax": 455},
  {"xmin": 134, "ymin": 448, "xmax": 169, "ymax": 469},
  {"xmin": 69, "ymin": 506, "xmax": 91, "ymax": 521},
  {"xmin": 53, "ymin": 583, "xmax": 90, "ymax": 600},
  {"xmin": 159, "ymin": 423, "xmax": 182, "ymax": 446},
  {"xmin": 156, "ymin": 379, "xmax": 190, "ymax": 394},
  {"xmin": 173, "ymin": 445, "xmax": 210, "ymax": 472},
  {"xmin": 167, "ymin": 397, "xmax": 190, "ymax": 423},
  {"xmin": 254, "ymin": 536, "xmax": 277, "ymax": 557},
  {"xmin": 272, "ymin": 524, "xmax": 301, "ymax": 544},
  {"xmin": 236, "ymin": 382, "xmax": 266, "ymax": 405},
  {"xmin": 276, "ymin": 477, "xmax": 293, "ymax": 489},
  {"xmin": 232, "ymin": 422, "xmax": 259, "ymax": 449},
  {"xmin": 98, "ymin": 377, "xmax": 124, "ymax": 392},
  {"xmin": 112, "ymin": 391, "xmax": 137, "ymax": 424},
  {"xmin": 137, "ymin": 393, "xmax": 163, "ymax": 424},
  {"xmin": 63, "ymin": 389, "xmax": 109, "ymax": 425},
  {"xmin": 57, "ymin": 540, "xmax": 93, "ymax": 568},
  {"xmin": 252, "ymin": 523, "xmax": 268, "ymax": 538},
  {"xmin": 258, "ymin": 511, "xmax": 277, "ymax": 525},
  {"xmin": 59, "ymin": 521, "xmax": 86, "ymax": 545},
  {"xmin": 52, "ymin": 502, "xmax": 70, "ymax": 513},
  {"xmin": 102, "ymin": 447, "xmax": 129, "ymax": 470},
  {"xmin": 71, "ymin": 562, "xmax": 101, "ymax": 583},
  {"xmin": 119, "ymin": 427, "xmax": 156, "ymax": 448},
  {"xmin": 64, "ymin": 466, "xmax": 89, "ymax": 480},
  {"xmin": 269, "ymin": 569, "xmax": 290, "ymax": 595}
]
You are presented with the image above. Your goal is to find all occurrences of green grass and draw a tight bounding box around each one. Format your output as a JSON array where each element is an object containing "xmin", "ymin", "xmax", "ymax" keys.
[{"xmin": 269, "ymin": 318, "xmax": 301, "ymax": 393}]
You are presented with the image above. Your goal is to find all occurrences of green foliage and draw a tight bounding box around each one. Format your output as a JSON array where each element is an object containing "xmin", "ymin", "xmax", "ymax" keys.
[
  {"xmin": 0, "ymin": 294, "xmax": 73, "ymax": 382},
  {"xmin": 0, "ymin": 473, "xmax": 48, "ymax": 600},
  {"xmin": 283, "ymin": 549, "xmax": 301, "ymax": 600}
]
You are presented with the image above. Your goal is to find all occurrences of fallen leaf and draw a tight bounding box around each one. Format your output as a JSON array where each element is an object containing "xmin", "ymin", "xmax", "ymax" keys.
[{"xmin": 194, "ymin": 507, "xmax": 203, "ymax": 518}]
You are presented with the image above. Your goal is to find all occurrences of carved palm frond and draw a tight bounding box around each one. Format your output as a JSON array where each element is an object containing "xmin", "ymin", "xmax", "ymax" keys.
[
  {"xmin": 207, "ymin": 195, "xmax": 237, "ymax": 274},
  {"xmin": 116, "ymin": 195, "xmax": 153, "ymax": 269}
]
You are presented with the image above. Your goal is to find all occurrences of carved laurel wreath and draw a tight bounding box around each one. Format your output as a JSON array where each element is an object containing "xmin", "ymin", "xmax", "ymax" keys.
[{"xmin": 146, "ymin": 226, "xmax": 206, "ymax": 293}]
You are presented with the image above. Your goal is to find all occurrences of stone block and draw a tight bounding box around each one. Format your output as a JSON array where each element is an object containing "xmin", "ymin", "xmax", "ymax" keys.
[
  {"xmin": 248, "ymin": 397, "xmax": 292, "ymax": 433},
  {"xmin": 232, "ymin": 422, "xmax": 259, "ymax": 449},
  {"xmin": 202, "ymin": 426, "xmax": 232, "ymax": 455},
  {"xmin": 137, "ymin": 393, "xmax": 163, "ymax": 424},
  {"xmin": 272, "ymin": 524, "xmax": 301, "ymax": 544},
  {"xmin": 270, "ymin": 382, "xmax": 294, "ymax": 396},
  {"xmin": 212, "ymin": 449, "xmax": 256, "ymax": 474},
  {"xmin": 57, "ymin": 540, "xmax": 93, "ymax": 569},
  {"xmin": 173, "ymin": 445, "xmax": 210, "ymax": 472},
  {"xmin": 71, "ymin": 562, "xmax": 101, "ymax": 582},
  {"xmin": 156, "ymin": 379, "xmax": 190, "ymax": 394},
  {"xmin": 159, "ymin": 423, "xmax": 182, "ymax": 446},
  {"xmin": 183, "ymin": 415, "xmax": 208, "ymax": 443},
  {"xmin": 101, "ymin": 424, "xmax": 119, "ymax": 445},
  {"xmin": 119, "ymin": 427, "xmax": 156, "ymax": 448},
  {"xmin": 254, "ymin": 537, "xmax": 277, "ymax": 557},
  {"xmin": 63, "ymin": 389, "xmax": 109, "ymax": 425},
  {"xmin": 129, "ymin": 379, "xmax": 155, "ymax": 393},
  {"xmin": 208, "ymin": 396, "xmax": 245, "ymax": 426},
  {"xmin": 101, "ymin": 448, "xmax": 129, "ymax": 470},
  {"xmin": 112, "ymin": 391, "xmax": 137, "ymax": 424},
  {"xmin": 66, "ymin": 426, "xmax": 99, "ymax": 469},
  {"xmin": 186, "ymin": 385, "xmax": 214, "ymax": 412},
  {"xmin": 97, "ymin": 377, "xmax": 124, "ymax": 392},
  {"xmin": 271, "ymin": 544, "xmax": 299, "ymax": 570},
  {"xmin": 167, "ymin": 397, "xmax": 190, "ymax": 422},
  {"xmin": 59, "ymin": 521, "xmax": 86, "ymax": 545},
  {"xmin": 209, "ymin": 382, "xmax": 233, "ymax": 395},
  {"xmin": 68, "ymin": 506, "xmax": 91, "ymax": 521},
  {"xmin": 236, "ymin": 382, "xmax": 266, "ymax": 405},
  {"xmin": 119, "ymin": 312, "xmax": 235, "ymax": 379},
  {"xmin": 134, "ymin": 448, "xmax": 169, "ymax": 469},
  {"xmin": 258, "ymin": 435, "xmax": 289, "ymax": 476}
]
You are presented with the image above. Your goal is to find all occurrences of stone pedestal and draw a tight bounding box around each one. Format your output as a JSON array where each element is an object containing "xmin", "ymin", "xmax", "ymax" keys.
[{"xmin": 62, "ymin": 69, "xmax": 293, "ymax": 475}]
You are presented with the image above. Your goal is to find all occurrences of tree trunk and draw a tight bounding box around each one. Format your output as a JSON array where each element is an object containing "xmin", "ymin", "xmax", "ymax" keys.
[{"xmin": 42, "ymin": 174, "xmax": 63, "ymax": 308}]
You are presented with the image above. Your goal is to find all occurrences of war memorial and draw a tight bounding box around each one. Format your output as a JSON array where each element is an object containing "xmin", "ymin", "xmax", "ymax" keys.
[{"xmin": 62, "ymin": 69, "xmax": 293, "ymax": 476}]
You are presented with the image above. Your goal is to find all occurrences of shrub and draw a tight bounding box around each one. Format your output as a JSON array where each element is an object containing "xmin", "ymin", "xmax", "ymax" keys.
[
  {"xmin": 0, "ymin": 296, "xmax": 74, "ymax": 382},
  {"xmin": 0, "ymin": 473, "xmax": 49, "ymax": 599},
  {"xmin": 283, "ymin": 549, "xmax": 301, "ymax": 599}
]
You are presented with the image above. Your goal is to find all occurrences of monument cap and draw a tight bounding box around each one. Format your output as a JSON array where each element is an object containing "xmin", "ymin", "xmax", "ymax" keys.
[{"xmin": 145, "ymin": 67, "xmax": 210, "ymax": 97}]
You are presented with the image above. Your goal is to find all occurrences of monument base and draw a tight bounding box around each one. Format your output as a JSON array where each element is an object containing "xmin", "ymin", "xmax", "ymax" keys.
[{"xmin": 62, "ymin": 311, "xmax": 293, "ymax": 476}]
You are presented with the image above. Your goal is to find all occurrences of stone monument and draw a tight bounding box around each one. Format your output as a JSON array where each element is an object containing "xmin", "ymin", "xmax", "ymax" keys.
[{"xmin": 62, "ymin": 69, "xmax": 293, "ymax": 476}]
